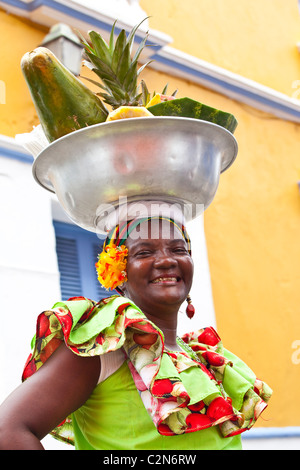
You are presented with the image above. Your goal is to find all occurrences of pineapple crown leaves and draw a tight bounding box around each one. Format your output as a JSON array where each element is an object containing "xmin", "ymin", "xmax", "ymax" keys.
[{"xmin": 80, "ymin": 18, "xmax": 153, "ymax": 108}]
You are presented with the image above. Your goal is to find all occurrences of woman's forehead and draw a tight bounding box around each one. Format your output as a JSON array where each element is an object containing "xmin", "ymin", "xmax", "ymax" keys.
[{"xmin": 126, "ymin": 219, "xmax": 185, "ymax": 244}]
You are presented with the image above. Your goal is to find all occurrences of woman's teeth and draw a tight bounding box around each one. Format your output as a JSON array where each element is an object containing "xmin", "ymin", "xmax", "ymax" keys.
[{"xmin": 151, "ymin": 277, "xmax": 178, "ymax": 283}]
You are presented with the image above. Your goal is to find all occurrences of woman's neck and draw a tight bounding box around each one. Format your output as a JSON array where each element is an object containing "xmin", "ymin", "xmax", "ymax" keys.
[
  {"xmin": 141, "ymin": 310, "xmax": 181, "ymax": 351},
  {"xmin": 122, "ymin": 291, "xmax": 182, "ymax": 350}
]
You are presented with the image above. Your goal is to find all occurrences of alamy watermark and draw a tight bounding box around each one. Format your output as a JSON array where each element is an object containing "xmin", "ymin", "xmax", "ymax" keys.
[
  {"xmin": 291, "ymin": 340, "xmax": 300, "ymax": 365},
  {"xmin": 0, "ymin": 80, "xmax": 5, "ymax": 104},
  {"xmin": 95, "ymin": 196, "xmax": 204, "ymax": 237},
  {"xmin": 292, "ymin": 80, "xmax": 300, "ymax": 100}
]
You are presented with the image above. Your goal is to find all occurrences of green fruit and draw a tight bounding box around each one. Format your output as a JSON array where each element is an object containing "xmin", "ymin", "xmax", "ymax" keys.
[
  {"xmin": 147, "ymin": 97, "xmax": 238, "ymax": 134},
  {"xmin": 21, "ymin": 47, "xmax": 108, "ymax": 142}
]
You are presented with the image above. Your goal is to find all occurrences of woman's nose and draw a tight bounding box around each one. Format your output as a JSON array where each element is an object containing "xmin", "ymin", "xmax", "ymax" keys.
[{"xmin": 152, "ymin": 250, "xmax": 177, "ymax": 268}]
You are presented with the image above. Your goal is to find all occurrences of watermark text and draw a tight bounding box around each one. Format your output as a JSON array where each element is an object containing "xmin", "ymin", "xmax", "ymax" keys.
[
  {"xmin": 291, "ymin": 340, "xmax": 300, "ymax": 365},
  {"xmin": 292, "ymin": 80, "xmax": 300, "ymax": 100},
  {"xmin": 95, "ymin": 197, "xmax": 204, "ymax": 237},
  {"xmin": 0, "ymin": 80, "xmax": 5, "ymax": 104}
]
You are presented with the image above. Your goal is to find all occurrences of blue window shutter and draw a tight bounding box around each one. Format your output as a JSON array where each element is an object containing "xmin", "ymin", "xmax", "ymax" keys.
[
  {"xmin": 55, "ymin": 235, "xmax": 82, "ymax": 299},
  {"xmin": 53, "ymin": 221, "xmax": 110, "ymax": 301}
]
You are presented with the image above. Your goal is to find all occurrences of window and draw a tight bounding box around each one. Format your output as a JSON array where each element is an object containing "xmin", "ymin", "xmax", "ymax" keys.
[{"xmin": 53, "ymin": 220, "xmax": 113, "ymax": 301}]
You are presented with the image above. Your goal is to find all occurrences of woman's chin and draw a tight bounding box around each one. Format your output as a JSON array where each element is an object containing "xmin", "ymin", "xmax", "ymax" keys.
[{"xmin": 147, "ymin": 283, "xmax": 188, "ymax": 305}]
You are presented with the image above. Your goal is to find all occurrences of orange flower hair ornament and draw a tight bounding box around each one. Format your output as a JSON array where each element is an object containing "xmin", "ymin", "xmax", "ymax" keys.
[
  {"xmin": 96, "ymin": 217, "xmax": 191, "ymax": 291},
  {"xmin": 96, "ymin": 242, "xmax": 128, "ymax": 290}
]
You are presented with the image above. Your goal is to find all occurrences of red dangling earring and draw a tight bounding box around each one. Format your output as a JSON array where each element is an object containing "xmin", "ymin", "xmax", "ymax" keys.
[{"xmin": 186, "ymin": 294, "xmax": 195, "ymax": 319}]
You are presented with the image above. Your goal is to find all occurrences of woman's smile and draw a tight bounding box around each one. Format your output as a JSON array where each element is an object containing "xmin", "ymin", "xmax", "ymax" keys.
[{"xmin": 150, "ymin": 275, "xmax": 181, "ymax": 285}]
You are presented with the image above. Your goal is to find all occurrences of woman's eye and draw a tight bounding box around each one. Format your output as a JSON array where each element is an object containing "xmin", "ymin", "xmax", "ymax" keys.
[
  {"xmin": 135, "ymin": 250, "xmax": 152, "ymax": 257},
  {"xmin": 173, "ymin": 247, "xmax": 188, "ymax": 254}
]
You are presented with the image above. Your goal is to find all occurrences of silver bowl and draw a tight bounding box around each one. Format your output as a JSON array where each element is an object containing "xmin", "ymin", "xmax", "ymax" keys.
[{"xmin": 33, "ymin": 117, "xmax": 238, "ymax": 233}]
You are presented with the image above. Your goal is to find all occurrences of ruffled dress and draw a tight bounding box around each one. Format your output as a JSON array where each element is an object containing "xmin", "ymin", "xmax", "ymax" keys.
[{"xmin": 22, "ymin": 295, "xmax": 272, "ymax": 450}]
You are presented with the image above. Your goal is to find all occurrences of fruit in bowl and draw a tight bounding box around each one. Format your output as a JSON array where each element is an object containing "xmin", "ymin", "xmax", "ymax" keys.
[{"xmin": 21, "ymin": 18, "xmax": 237, "ymax": 144}]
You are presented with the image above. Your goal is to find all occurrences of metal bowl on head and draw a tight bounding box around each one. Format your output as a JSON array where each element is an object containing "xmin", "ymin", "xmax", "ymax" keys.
[{"xmin": 32, "ymin": 117, "xmax": 238, "ymax": 233}]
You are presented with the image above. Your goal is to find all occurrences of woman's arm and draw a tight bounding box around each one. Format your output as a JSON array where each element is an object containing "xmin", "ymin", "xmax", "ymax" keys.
[{"xmin": 0, "ymin": 343, "xmax": 100, "ymax": 449}]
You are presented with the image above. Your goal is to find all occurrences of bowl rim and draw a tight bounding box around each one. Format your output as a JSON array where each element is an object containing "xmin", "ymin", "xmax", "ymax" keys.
[{"xmin": 32, "ymin": 116, "xmax": 238, "ymax": 194}]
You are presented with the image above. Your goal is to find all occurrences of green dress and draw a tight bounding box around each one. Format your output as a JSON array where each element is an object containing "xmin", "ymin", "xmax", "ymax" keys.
[
  {"xmin": 22, "ymin": 295, "xmax": 272, "ymax": 450},
  {"xmin": 72, "ymin": 361, "xmax": 242, "ymax": 450}
]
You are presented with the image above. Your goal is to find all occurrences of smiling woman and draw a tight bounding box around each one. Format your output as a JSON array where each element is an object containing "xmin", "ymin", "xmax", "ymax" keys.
[{"xmin": 0, "ymin": 211, "xmax": 272, "ymax": 450}]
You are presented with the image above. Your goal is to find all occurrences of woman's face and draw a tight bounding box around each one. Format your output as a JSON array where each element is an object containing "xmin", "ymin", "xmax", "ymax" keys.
[{"xmin": 122, "ymin": 219, "xmax": 194, "ymax": 317}]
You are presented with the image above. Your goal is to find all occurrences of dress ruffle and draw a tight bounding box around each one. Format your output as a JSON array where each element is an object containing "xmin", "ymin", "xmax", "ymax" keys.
[{"xmin": 22, "ymin": 295, "xmax": 272, "ymax": 445}]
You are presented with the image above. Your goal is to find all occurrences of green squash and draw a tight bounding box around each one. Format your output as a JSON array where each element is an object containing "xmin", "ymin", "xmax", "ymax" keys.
[{"xmin": 21, "ymin": 47, "xmax": 108, "ymax": 142}]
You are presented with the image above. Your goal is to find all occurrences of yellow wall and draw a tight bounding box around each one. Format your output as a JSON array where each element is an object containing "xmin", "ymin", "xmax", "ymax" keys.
[
  {"xmin": 0, "ymin": 11, "xmax": 45, "ymax": 136},
  {"xmin": 1, "ymin": 1, "xmax": 300, "ymax": 429},
  {"xmin": 141, "ymin": 0, "xmax": 300, "ymax": 96}
]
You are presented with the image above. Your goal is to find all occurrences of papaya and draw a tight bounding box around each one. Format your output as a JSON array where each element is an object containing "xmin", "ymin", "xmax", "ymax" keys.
[
  {"xmin": 21, "ymin": 47, "xmax": 108, "ymax": 142},
  {"xmin": 147, "ymin": 97, "xmax": 238, "ymax": 134}
]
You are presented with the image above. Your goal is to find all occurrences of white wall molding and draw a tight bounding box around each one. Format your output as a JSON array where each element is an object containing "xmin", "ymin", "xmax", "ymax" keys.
[
  {"xmin": 0, "ymin": 0, "xmax": 172, "ymax": 61},
  {"xmin": 242, "ymin": 426, "xmax": 300, "ymax": 439},
  {"xmin": 242, "ymin": 426, "xmax": 300, "ymax": 450},
  {"xmin": 0, "ymin": 133, "xmax": 33, "ymax": 163},
  {"xmin": 151, "ymin": 46, "xmax": 300, "ymax": 124}
]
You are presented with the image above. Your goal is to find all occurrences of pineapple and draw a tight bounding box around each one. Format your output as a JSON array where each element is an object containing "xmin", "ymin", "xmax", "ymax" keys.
[
  {"xmin": 106, "ymin": 106, "xmax": 153, "ymax": 121},
  {"xmin": 81, "ymin": 19, "xmax": 154, "ymax": 121}
]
